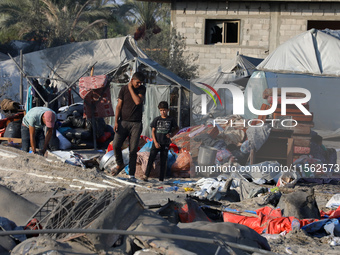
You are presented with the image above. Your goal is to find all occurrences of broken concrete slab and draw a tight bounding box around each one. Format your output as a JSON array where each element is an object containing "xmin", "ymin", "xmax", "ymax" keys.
[
  {"xmin": 277, "ymin": 188, "xmax": 320, "ymax": 219},
  {"xmin": 0, "ymin": 185, "xmax": 38, "ymax": 226}
]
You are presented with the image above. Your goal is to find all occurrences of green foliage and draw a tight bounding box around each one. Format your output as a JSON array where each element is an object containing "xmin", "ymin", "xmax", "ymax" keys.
[
  {"xmin": 138, "ymin": 27, "xmax": 199, "ymax": 80},
  {"xmin": 0, "ymin": 0, "xmax": 110, "ymax": 47}
]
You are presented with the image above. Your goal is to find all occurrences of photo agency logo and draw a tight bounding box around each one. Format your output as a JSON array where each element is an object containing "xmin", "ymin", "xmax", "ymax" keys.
[{"xmin": 199, "ymin": 84, "xmax": 312, "ymax": 128}]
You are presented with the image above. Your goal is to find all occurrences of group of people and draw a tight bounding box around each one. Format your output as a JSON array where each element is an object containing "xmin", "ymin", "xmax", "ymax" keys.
[
  {"xmin": 22, "ymin": 71, "xmax": 179, "ymax": 182},
  {"xmin": 109, "ymin": 71, "xmax": 179, "ymax": 182}
]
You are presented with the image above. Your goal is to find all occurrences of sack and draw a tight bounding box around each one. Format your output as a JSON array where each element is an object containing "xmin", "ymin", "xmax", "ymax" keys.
[
  {"xmin": 56, "ymin": 130, "xmax": 71, "ymax": 150},
  {"xmin": 3, "ymin": 119, "xmax": 22, "ymax": 138},
  {"xmin": 171, "ymin": 150, "xmax": 193, "ymax": 172}
]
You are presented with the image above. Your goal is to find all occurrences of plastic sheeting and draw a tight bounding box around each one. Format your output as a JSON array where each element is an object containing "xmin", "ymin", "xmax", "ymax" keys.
[
  {"xmin": 0, "ymin": 36, "xmax": 200, "ymax": 104},
  {"xmin": 257, "ymin": 29, "xmax": 340, "ymax": 76},
  {"xmin": 244, "ymin": 29, "xmax": 340, "ymax": 131},
  {"xmin": 223, "ymin": 206, "xmax": 316, "ymax": 235}
]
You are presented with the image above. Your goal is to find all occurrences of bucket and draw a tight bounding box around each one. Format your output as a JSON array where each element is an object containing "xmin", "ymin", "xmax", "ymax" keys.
[{"xmin": 198, "ymin": 146, "xmax": 218, "ymax": 165}]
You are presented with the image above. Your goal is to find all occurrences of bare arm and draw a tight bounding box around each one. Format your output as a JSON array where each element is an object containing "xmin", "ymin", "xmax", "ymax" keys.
[
  {"xmin": 114, "ymin": 99, "xmax": 123, "ymax": 132},
  {"xmin": 29, "ymin": 125, "xmax": 37, "ymax": 153},
  {"xmin": 128, "ymin": 83, "xmax": 144, "ymax": 105},
  {"xmin": 42, "ymin": 128, "xmax": 53, "ymax": 154}
]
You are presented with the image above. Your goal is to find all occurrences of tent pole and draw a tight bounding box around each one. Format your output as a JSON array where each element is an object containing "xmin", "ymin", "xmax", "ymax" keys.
[
  {"xmin": 8, "ymin": 54, "xmax": 48, "ymax": 106},
  {"xmin": 48, "ymin": 62, "xmax": 97, "ymax": 105},
  {"xmin": 20, "ymin": 50, "xmax": 23, "ymax": 105},
  {"xmin": 46, "ymin": 65, "xmax": 82, "ymax": 99},
  {"xmin": 91, "ymin": 103, "xmax": 97, "ymax": 150},
  {"xmin": 178, "ymin": 86, "xmax": 182, "ymax": 128}
]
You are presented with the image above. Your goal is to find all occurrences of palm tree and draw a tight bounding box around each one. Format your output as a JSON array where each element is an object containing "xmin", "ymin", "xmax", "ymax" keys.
[
  {"xmin": 120, "ymin": 0, "xmax": 169, "ymax": 41},
  {"xmin": 40, "ymin": 0, "xmax": 111, "ymax": 46},
  {"xmin": 0, "ymin": 0, "xmax": 45, "ymax": 41},
  {"xmin": 0, "ymin": 0, "xmax": 111, "ymax": 47}
]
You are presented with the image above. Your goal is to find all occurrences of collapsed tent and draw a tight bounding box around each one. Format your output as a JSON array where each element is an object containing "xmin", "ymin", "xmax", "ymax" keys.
[
  {"xmin": 191, "ymin": 54, "xmax": 262, "ymax": 124},
  {"xmin": 0, "ymin": 36, "xmax": 201, "ymax": 137},
  {"xmin": 244, "ymin": 29, "xmax": 340, "ymax": 131}
]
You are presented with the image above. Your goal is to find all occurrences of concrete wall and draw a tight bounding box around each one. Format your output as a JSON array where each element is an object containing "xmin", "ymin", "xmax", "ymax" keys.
[{"xmin": 171, "ymin": 1, "xmax": 340, "ymax": 76}]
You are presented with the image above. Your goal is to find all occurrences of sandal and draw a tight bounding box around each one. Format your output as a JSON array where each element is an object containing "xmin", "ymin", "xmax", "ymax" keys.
[{"xmin": 110, "ymin": 165, "xmax": 125, "ymax": 176}]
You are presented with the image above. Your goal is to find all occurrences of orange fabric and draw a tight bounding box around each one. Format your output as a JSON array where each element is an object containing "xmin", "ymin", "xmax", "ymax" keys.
[
  {"xmin": 178, "ymin": 202, "xmax": 212, "ymax": 223},
  {"xmin": 320, "ymin": 205, "xmax": 340, "ymax": 219},
  {"xmin": 223, "ymin": 206, "xmax": 314, "ymax": 234},
  {"xmin": 223, "ymin": 213, "xmax": 266, "ymax": 234}
]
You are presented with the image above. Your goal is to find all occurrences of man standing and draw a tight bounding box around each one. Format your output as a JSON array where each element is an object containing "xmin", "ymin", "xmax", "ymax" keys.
[
  {"xmin": 111, "ymin": 72, "xmax": 146, "ymax": 181},
  {"xmin": 21, "ymin": 107, "xmax": 56, "ymax": 155}
]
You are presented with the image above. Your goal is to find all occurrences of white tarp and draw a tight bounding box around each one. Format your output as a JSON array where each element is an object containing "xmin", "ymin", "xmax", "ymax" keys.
[
  {"xmin": 0, "ymin": 36, "xmax": 201, "ymax": 136},
  {"xmin": 0, "ymin": 36, "xmax": 201, "ymax": 103},
  {"xmin": 245, "ymin": 29, "xmax": 340, "ymax": 131},
  {"xmin": 257, "ymin": 29, "xmax": 340, "ymax": 76}
]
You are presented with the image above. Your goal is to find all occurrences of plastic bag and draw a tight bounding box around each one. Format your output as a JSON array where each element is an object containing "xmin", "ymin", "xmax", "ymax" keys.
[
  {"xmin": 139, "ymin": 141, "xmax": 153, "ymax": 153},
  {"xmin": 326, "ymin": 194, "xmax": 340, "ymax": 208},
  {"xmin": 171, "ymin": 150, "xmax": 193, "ymax": 172},
  {"xmin": 276, "ymin": 172, "xmax": 298, "ymax": 188},
  {"xmin": 56, "ymin": 130, "xmax": 71, "ymax": 150}
]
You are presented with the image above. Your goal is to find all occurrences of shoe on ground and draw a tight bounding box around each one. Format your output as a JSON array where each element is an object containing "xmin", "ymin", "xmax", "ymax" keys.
[{"xmin": 128, "ymin": 175, "xmax": 137, "ymax": 183}]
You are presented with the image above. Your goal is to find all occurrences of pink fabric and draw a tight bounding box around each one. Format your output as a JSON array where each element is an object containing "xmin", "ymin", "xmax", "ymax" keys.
[{"xmin": 79, "ymin": 75, "xmax": 114, "ymax": 118}]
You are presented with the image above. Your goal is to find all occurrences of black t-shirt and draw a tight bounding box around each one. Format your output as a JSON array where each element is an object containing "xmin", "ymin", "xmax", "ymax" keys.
[
  {"xmin": 151, "ymin": 115, "xmax": 178, "ymax": 145},
  {"xmin": 118, "ymin": 85, "xmax": 146, "ymax": 122}
]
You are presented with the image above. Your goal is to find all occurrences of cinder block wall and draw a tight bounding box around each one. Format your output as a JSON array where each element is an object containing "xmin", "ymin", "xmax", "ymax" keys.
[{"xmin": 171, "ymin": 1, "xmax": 340, "ymax": 76}]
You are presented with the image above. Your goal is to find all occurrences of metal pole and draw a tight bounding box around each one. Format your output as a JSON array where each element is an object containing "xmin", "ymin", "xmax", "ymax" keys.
[
  {"xmin": 8, "ymin": 54, "xmax": 48, "ymax": 105},
  {"xmin": 91, "ymin": 103, "xmax": 97, "ymax": 150},
  {"xmin": 20, "ymin": 50, "xmax": 23, "ymax": 105},
  {"xmin": 49, "ymin": 62, "xmax": 98, "ymax": 105},
  {"xmin": 178, "ymin": 86, "xmax": 182, "ymax": 128}
]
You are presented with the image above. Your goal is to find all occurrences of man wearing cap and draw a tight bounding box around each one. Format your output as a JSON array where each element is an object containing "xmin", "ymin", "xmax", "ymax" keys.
[{"xmin": 21, "ymin": 107, "xmax": 56, "ymax": 155}]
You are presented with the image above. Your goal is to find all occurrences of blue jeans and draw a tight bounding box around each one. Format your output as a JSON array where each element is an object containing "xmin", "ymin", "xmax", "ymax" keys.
[
  {"xmin": 112, "ymin": 121, "xmax": 142, "ymax": 176},
  {"xmin": 21, "ymin": 125, "xmax": 45, "ymax": 152}
]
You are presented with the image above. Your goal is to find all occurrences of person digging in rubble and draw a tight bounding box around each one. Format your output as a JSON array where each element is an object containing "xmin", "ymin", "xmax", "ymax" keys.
[
  {"xmin": 143, "ymin": 101, "xmax": 179, "ymax": 182},
  {"xmin": 111, "ymin": 72, "xmax": 146, "ymax": 182},
  {"xmin": 21, "ymin": 107, "xmax": 56, "ymax": 156}
]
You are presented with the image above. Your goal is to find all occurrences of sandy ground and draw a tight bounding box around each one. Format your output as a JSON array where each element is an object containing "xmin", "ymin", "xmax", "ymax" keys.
[{"xmin": 0, "ymin": 141, "xmax": 340, "ymax": 254}]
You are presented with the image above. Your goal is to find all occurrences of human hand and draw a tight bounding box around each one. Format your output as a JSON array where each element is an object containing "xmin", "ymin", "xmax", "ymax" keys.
[
  {"xmin": 166, "ymin": 133, "xmax": 171, "ymax": 138},
  {"xmin": 114, "ymin": 122, "xmax": 119, "ymax": 133},
  {"xmin": 155, "ymin": 142, "xmax": 161, "ymax": 149},
  {"xmin": 38, "ymin": 149, "xmax": 46, "ymax": 156}
]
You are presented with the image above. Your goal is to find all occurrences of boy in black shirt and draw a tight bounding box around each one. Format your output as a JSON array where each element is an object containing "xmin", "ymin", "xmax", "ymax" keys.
[{"xmin": 143, "ymin": 101, "xmax": 179, "ymax": 181}]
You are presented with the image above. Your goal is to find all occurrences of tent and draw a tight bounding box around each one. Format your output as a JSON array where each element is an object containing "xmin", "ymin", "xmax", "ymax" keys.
[
  {"xmin": 191, "ymin": 53, "xmax": 262, "ymax": 124},
  {"xmin": 0, "ymin": 36, "xmax": 201, "ymax": 137},
  {"xmin": 0, "ymin": 52, "xmax": 9, "ymax": 62},
  {"xmin": 244, "ymin": 29, "xmax": 340, "ymax": 131}
]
